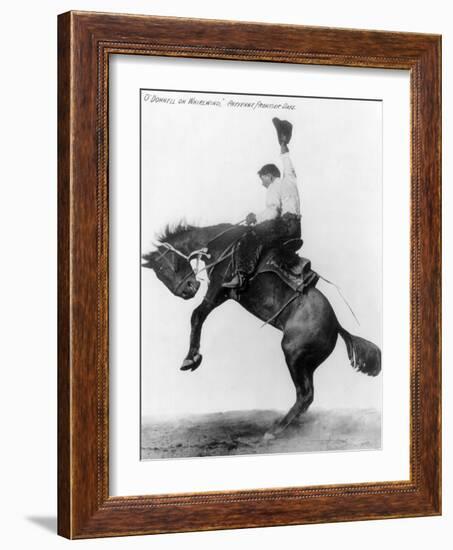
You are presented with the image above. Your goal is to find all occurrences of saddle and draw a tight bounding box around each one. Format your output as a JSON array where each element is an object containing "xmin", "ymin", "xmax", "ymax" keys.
[{"xmin": 251, "ymin": 246, "xmax": 319, "ymax": 293}]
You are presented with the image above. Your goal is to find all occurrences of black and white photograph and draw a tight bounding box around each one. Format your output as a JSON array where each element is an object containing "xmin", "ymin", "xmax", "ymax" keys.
[{"xmin": 140, "ymin": 89, "xmax": 382, "ymax": 460}]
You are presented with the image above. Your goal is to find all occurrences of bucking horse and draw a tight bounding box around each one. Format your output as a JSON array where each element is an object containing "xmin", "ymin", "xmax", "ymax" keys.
[{"xmin": 142, "ymin": 221, "xmax": 381, "ymax": 440}]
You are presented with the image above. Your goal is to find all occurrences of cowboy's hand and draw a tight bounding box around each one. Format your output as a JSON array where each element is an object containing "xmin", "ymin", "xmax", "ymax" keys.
[
  {"xmin": 246, "ymin": 212, "xmax": 257, "ymax": 226},
  {"xmin": 279, "ymin": 133, "xmax": 288, "ymax": 146}
]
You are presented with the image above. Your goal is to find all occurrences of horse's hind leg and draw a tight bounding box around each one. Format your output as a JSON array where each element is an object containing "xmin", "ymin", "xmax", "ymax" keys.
[
  {"xmin": 264, "ymin": 338, "xmax": 319, "ymax": 439},
  {"xmin": 264, "ymin": 365, "xmax": 314, "ymax": 439},
  {"xmin": 263, "ymin": 288, "xmax": 339, "ymax": 440}
]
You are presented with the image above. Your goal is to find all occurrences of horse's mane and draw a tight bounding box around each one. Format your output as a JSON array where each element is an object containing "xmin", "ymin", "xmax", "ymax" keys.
[
  {"xmin": 152, "ymin": 219, "xmax": 241, "ymax": 257},
  {"xmin": 156, "ymin": 220, "xmax": 197, "ymax": 244}
]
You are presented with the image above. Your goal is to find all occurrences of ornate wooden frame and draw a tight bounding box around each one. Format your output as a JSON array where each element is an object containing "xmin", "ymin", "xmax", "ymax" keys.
[{"xmin": 58, "ymin": 11, "xmax": 441, "ymax": 539}]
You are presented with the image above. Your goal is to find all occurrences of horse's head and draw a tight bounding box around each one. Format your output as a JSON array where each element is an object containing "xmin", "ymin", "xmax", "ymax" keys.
[{"xmin": 142, "ymin": 245, "xmax": 201, "ymax": 300}]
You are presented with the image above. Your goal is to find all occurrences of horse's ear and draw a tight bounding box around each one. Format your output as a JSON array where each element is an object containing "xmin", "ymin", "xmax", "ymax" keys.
[{"xmin": 142, "ymin": 251, "xmax": 155, "ymax": 268}]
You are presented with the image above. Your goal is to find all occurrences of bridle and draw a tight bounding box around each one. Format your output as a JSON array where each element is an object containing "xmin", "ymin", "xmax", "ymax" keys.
[
  {"xmin": 151, "ymin": 242, "xmax": 212, "ymax": 294},
  {"xmin": 151, "ymin": 222, "xmax": 244, "ymax": 290},
  {"xmin": 153, "ymin": 241, "xmax": 211, "ymax": 274}
]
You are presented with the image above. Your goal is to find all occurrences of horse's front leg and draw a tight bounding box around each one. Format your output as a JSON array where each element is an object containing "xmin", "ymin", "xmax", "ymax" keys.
[{"xmin": 180, "ymin": 292, "xmax": 226, "ymax": 372}]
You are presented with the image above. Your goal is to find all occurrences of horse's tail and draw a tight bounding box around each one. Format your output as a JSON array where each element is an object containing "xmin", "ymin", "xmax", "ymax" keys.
[{"xmin": 338, "ymin": 326, "xmax": 381, "ymax": 377}]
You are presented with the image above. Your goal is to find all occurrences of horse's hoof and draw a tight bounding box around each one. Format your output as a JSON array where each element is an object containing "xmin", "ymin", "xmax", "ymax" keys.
[
  {"xmin": 180, "ymin": 359, "xmax": 194, "ymax": 371},
  {"xmin": 262, "ymin": 432, "xmax": 276, "ymax": 442},
  {"xmin": 180, "ymin": 353, "xmax": 203, "ymax": 371}
]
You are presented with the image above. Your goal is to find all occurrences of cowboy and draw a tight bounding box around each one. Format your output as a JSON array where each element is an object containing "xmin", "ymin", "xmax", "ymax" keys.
[{"xmin": 223, "ymin": 118, "xmax": 302, "ymax": 291}]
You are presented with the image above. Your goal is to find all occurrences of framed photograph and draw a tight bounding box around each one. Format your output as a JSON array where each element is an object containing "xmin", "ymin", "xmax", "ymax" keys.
[{"xmin": 58, "ymin": 11, "xmax": 441, "ymax": 538}]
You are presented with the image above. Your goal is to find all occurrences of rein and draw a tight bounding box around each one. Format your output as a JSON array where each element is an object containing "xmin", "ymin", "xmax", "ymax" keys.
[
  {"xmin": 152, "ymin": 241, "xmax": 211, "ymax": 280},
  {"xmin": 154, "ymin": 220, "xmax": 246, "ymax": 280},
  {"xmin": 154, "ymin": 241, "xmax": 211, "ymax": 264}
]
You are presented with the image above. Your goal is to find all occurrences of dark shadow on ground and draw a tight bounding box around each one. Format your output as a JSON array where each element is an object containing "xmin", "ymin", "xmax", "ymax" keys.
[{"xmin": 141, "ymin": 408, "xmax": 381, "ymax": 460}]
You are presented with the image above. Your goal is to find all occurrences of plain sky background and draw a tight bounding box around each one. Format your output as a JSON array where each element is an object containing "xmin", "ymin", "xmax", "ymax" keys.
[
  {"xmin": 141, "ymin": 88, "xmax": 382, "ymax": 418},
  {"xmin": 0, "ymin": 1, "xmax": 451, "ymax": 549}
]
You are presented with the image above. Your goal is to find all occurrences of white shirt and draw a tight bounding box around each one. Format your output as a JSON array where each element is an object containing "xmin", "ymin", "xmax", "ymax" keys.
[{"xmin": 256, "ymin": 152, "xmax": 301, "ymax": 223}]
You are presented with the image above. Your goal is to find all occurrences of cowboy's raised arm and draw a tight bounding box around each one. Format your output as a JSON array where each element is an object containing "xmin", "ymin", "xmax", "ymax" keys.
[{"xmin": 281, "ymin": 151, "xmax": 297, "ymax": 182}]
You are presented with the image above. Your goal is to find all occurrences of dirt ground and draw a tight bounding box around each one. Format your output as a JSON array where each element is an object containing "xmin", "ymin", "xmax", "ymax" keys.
[{"xmin": 141, "ymin": 408, "xmax": 381, "ymax": 460}]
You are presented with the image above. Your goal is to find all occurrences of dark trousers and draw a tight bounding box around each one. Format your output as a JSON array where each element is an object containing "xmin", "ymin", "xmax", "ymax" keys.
[{"xmin": 235, "ymin": 213, "xmax": 301, "ymax": 276}]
